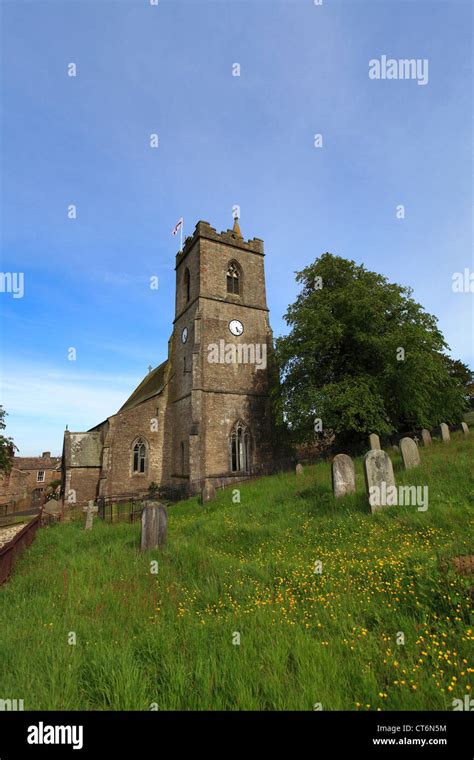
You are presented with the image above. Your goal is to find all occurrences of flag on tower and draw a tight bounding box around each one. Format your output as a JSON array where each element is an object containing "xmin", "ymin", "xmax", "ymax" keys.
[{"xmin": 171, "ymin": 217, "xmax": 183, "ymax": 236}]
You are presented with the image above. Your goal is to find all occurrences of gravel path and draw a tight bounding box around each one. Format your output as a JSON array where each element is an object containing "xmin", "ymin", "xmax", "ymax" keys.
[{"xmin": 0, "ymin": 524, "xmax": 26, "ymax": 550}]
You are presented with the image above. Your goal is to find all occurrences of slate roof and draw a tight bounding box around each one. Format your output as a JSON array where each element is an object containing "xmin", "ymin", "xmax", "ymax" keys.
[
  {"xmin": 13, "ymin": 456, "xmax": 61, "ymax": 471},
  {"xmin": 118, "ymin": 360, "xmax": 168, "ymax": 412},
  {"xmin": 63, "ymin": 432, "xmax": 102, "ymax": 467}
]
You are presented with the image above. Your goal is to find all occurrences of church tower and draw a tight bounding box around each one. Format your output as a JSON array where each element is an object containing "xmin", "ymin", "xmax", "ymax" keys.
[
  {"xmin": 166, "ymin": 218, "xmax": 274, "ymax": 494},
  {"xmin": 60, "ymin": 217, "xmax": 276, "ymax": 507}
]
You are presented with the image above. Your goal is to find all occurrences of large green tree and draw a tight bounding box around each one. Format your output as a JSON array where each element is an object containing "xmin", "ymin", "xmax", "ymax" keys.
[
  {"xmin": 444, "ymin": 357, "xmax": 474, "ymax": 407},
  {"xmin": 0, "ymin": 407, "xmax": 17, "ymax": 474},
  {"xmin": 275, "ymin": 254, "xmax": 468, "ymax": 446}
]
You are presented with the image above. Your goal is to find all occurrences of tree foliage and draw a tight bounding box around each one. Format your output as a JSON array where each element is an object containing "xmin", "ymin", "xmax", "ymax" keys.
[
  {"xmin": 444, "ymin": 357, "xmax": 474, "ymax": 406},
  {"xmin": 0, "ymin": 406, "xmax": 17, "ymax": 474},
  {"xmin": 275, "ymin": 254, "xmax": 468, "ymax": 446}
]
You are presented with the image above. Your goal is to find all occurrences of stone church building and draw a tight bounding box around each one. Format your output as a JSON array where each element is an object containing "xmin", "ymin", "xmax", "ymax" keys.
[{"xmin": 62, "ymin": 219, "xmax": 275, "ymax": 505}]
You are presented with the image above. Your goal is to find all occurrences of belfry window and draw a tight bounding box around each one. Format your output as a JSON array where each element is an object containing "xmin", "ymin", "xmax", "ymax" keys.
[
  {"xmin": 230, "ymin": 422, "xmax": 250, "ymax": 473},
  {"xmin": 184, "ymin": 268, "xmax": 190, "ymax": 302},
  {"xmin": 132, "ymin": 438, "xmax": 147, "ymax": 474},
  {"xmin": 226, "ymin": 262, "xmax": 241, "ymax": 295}
]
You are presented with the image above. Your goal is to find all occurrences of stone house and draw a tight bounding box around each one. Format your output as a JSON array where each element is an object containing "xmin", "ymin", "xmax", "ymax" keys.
[
  {"xmin": 61, "ymin": 219, "xmax": 276, "ymax": 505},
  {"xmin": 0, "ymin": 452, "xmax": 62, "ymax": 512}
]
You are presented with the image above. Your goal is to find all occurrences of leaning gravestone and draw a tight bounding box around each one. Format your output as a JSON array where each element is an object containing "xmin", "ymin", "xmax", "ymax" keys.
[
  {"xmin": 461, "ymin": 422, "xmax": 469, "ymax": 435},
  {"xmin": 363, "ymin": 450, "xmax": 396, "ymax": 514},
  {"xmin": 296, "ymin": 463, "xmax": 304, "ymax": 475},
  {"xmin": 400, "ymin": 437, "xmax": 420, "ymax": 470},
  {"xmin": 421, "ymin": 429, "xmax": 432, "ymax": 446},
  {"xmin": 440, "ymin": 423, "xmax": 450, "ymax": 443},
  {"xmin": 201, "ymin": 479, "xmax": 216, "ymax": 504},
  {"xmin": 369, "ymin": 433, "xmax": 381, "ymax": 450},
  {"xmin": 83, "ymin": 501, "xmax": 98, "ymax": 530},
  {"xmin": 331, "ymin": 454, "xmax": 355, "ymax": 498},
  {"xmin": 140, "ymin": 502, "xmax": 167, "ymax": 550}
]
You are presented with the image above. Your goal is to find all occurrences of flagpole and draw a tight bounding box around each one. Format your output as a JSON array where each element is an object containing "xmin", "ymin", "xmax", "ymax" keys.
[{"xmin": 180, "ymin": 220, "xmax": 183, "ymax": 253}]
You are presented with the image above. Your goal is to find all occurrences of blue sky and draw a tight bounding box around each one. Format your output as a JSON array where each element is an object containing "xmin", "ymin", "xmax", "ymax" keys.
[{"xmin": 1, "ymin": 0, "xmax": 472, "ymax": 456}]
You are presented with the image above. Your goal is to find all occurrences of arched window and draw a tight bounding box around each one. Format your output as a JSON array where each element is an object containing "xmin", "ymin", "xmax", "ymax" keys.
[
  {"xmin": 226, "ymin": 261, "xmax": 241, "ymax": 295},
  {"xmin": 184, "ymin": 268, "xmax": 190, "ymax": 302},
  {"xmin": 132, "ymin": 437, "xmax": 147, "ymax": 474},
  {"xmin": 229, "ymin": 421, "xmax": 250, "ymax": 473},
  {"xmin": 180, "ymin": 442, "xmax": 185, "ymax": 474}
]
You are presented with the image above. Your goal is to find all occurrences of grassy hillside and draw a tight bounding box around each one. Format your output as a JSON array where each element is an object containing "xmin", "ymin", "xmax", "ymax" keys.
[{"xmin": 0, "ymin": 433, "xmax": 472, "ymax": 711}]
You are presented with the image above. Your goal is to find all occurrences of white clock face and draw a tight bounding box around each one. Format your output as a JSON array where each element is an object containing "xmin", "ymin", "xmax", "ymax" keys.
[
  {"xmin": 229, "ymin": 319, "xmax": 244, "ymax": 337},
  {"xmin": 181, "ymin": 326, "xmax": 188, "ymax": 344}
]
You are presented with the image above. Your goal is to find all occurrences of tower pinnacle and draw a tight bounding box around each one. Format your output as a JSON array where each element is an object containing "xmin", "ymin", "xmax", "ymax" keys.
[{"xmin": 232, "ymin": 215, "xmax": 242, "ymax": 238}]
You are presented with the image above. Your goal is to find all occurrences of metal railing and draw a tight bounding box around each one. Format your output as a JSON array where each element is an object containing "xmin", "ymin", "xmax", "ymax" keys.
[{"xmin": 97, "ymin": 496, "xmax": 144, "ymax": 524}]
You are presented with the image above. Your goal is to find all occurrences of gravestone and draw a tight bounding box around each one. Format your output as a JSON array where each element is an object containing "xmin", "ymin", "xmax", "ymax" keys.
[
  {"xmin": 296, "ymin": 463, "xmax": 304, "ymax": 475},
  {"xmin": 461, "ymin": 422, "xmax": 469, "ymax": 435},
  {"xmin": 400, "ymin": 437, "xmax": 420, "ymax": 470},
  {"xmin": 440, "ymin": 423, "xmax": 450, "ymax": 443},
  {"xmin": 392, "ymin": 444, "xmax": 399, "ymax": 453},
  {"xmin": 83, "ymin": 501, "xmax": 98, "ymax": 530},
  {"xmin": 44, "ymin": 498, "xmax": 60, "ymax": 515},
  {"xmin": 331, "ymin": 454, "xmax": 355, "ymax": 498},
  {"xmin": 421, "ymin": 429, "xmax": 432, "ymax": 446},
  {"xmin": 369, "ymin": 433, "xmax": 381, "ymax": 450},
  {"xmin": 363, "ymin": 450, "xmax": 396, "ymax": 514},
  {"xmin": 201, "ymin": 479, "xmax": 216, "ymax": 503},
  {"xmin": 140, "ymin": 502, "xmax": 167, "ymax": 550}
]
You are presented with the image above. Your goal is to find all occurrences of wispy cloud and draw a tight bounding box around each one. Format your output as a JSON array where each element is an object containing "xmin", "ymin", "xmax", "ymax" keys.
[{"xmin": 1, "ymin": 360, "xmax": 136, "ymax": 455}]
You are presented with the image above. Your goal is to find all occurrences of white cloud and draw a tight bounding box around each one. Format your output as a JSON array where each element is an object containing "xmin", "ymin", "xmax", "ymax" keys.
[{"xmin": 1, "ymin": 360, "xmax": 136, "ymax": 456}]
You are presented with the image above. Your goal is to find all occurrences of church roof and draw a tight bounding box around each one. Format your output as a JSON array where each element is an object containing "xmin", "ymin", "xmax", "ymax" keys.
[{"xmin": 118, "ymin": 360, "xmax": 168, "ymax": 413}]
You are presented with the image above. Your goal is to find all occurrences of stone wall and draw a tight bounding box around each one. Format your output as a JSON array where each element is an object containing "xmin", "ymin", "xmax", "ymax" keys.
[
  {"xmin": 66, "ymin": 466, "xmax": 101, "ymax": 506},
  {"xmin": 102, "ymin": 395, "xmax": 167, "ymax": 498},
  {"xmin": 171, "ymin": 222, "xmax": 274, "ymax": 492},
  {"xmin": 0, "ymin": 468, "xmax": 30, "ymax": 511}
]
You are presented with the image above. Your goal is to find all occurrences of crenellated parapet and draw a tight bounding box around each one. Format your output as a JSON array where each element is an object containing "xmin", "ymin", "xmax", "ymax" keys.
[{"xmin": 175, "ymin": 220, "xmax": 264, "ymax": 269}]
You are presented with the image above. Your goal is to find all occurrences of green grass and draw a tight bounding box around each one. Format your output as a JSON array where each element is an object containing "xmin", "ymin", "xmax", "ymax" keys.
[{"xmin": 0, "ymin": 434, "xmax": 472, "ymax": 711}]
